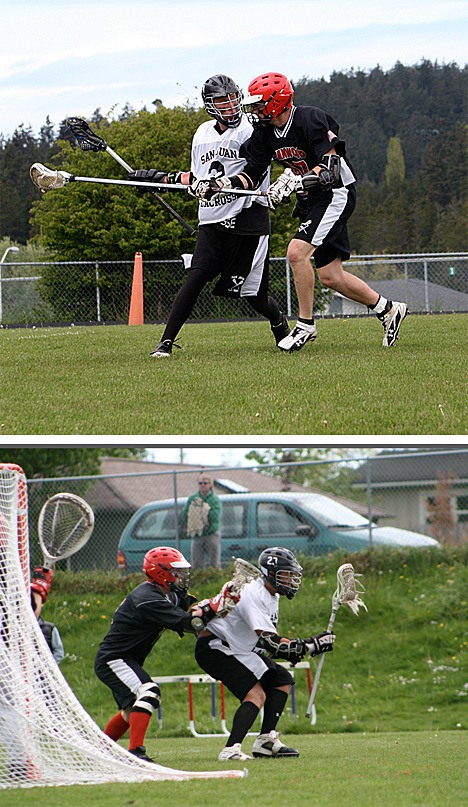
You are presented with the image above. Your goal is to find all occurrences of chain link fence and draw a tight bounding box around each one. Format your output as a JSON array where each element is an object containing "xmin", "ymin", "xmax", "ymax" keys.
[
  {"xmin": 25, "ymin": 449, "xmax": 468, "ymax": 572},
  {"xmin": 1, "ymin": 253, "xmax": 467, "ymax": 326}
]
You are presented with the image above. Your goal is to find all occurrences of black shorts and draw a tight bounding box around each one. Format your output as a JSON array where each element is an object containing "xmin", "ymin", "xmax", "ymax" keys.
[
  {"xmin": 94, "ymin": 655, "xmax": 152, "ymax": 711},
  {"xmin": 191, "ymin": 225, "xmax": 270, "ymax": 299},
  {"xmin": 195, "ymin": 634, "xmax": 294, "ymax": 702},
  {"xmin": 293, "ymin": 184, "xmax": 356, "ymax": 267}
]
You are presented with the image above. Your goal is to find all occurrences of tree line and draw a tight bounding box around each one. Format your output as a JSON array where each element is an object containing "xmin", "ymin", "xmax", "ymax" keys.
[
  {"xmin": 1, "ymin": 60, "xmax": 466, "ymax": 254},
  {"xmin": 0, "ymin": 61, "xmax": 466, "ymax": 321}
]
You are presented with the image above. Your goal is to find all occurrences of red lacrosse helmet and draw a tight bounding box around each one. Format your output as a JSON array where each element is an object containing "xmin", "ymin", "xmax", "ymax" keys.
[
  {"xmin": 243, "ymin": 72, "xmax": 294, "ymax": 123},
  {"xmin": 143, "ymin": 546, "xmax": 191, "ymax": 593}
]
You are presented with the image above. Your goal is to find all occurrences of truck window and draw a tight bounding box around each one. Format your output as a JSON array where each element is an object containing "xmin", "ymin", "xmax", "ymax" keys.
[{"xmin": 256, "ymin": 501, "xmax": 310, "ymax": 537}]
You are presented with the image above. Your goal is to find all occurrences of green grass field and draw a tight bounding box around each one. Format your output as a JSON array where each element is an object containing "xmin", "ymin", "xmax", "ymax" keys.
[
  {"xmin": 0, "ymin": 314, "xmax": 465, "ymax": 435},
  {"xmin": 2, "ymin": 733, "xmax": 467, "ymax": 807},
  {"xmin": 2, "ymin": 548, "xmax": 467, "ymax": 804}
]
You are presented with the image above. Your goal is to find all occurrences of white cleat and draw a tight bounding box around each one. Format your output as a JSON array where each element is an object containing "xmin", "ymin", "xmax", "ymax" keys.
[
  {"xmin": 218, "ymin": 743, "xmax": 252, "ymax": 761},
  {"xmin": 380, "ymin": 301, "xmax": 408, "ymax": 347},
  {"xmin": 277, "ymin": 321, "xmax": 317, "ymax": 352},
  {"xmin": 252, "ymin": 730, "xmax": 299, "ymax": 757}
]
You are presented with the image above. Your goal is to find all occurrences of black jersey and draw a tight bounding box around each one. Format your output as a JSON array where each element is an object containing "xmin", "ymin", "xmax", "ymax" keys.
[
  {"xmin": 95, "ymin": 581, "xmax": 194, "ymax": 665},
  {"xmin": 240, "ymin": 105, "xmax": 356, "ymax": 187}
]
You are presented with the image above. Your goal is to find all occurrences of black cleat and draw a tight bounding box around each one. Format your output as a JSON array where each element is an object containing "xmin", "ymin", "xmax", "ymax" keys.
[{"xmin": 271, "ymin": 313, "xmax": 291, "ymax": 346}]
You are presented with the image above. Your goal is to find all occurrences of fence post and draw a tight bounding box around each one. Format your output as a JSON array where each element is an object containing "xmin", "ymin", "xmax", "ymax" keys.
[
  {"xmin": 95, "ymin": 262, "xmax": 101, "ymax": 322},
  {"xmin": 423, "ymin": 258, "xmax": 429, "ymax": 311},
  {"xmin": 365, "ymin": 457, "xmax": 374, "ymax": 548}
]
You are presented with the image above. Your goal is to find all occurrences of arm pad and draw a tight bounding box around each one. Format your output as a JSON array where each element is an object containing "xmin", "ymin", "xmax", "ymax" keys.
[{"xmin": 256, "ymin": 632, "xmax": 307, "ymax": 662}]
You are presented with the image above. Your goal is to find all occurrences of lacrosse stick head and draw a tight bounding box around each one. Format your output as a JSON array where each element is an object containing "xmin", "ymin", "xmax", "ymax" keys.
[
  {"xmin": 229, "ymin": 557, "xmax": 261, "ymax": 595},
  {"xmin": 66, "ymin": 117, "xmax": 108, "ymax": 152},
  {"xmin": 38, "ymin": 492, "xmax": 94, "ymax": 567},
  {"xmin": 30, "ymin": 163, "xmax": 71, "ymax": 192},
  {"xmin": 333, "ymin": 562, "xmax": 367, "ymax": 615}
]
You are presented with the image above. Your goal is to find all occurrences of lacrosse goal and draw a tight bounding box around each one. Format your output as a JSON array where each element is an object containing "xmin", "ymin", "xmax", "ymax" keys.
[{"xmin": 0, "ymin": 464, "xmax": 246, "ymax": 789}]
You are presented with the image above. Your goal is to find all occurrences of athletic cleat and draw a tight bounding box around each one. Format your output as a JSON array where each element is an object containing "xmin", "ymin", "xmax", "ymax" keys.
[
  {"xmin": 271, "ymin": 313, "xmax": 291, "ymax": 346},
  {"xmin": 277, "ymin": 321, "xmax": 317, "ymax": 352},
  {"xmin": 128, "ymin": 745, "xmax": 155, "ymax": 763},
  {"xmin": 150, "ymin": 339, "xmax": 181, "ymax": 358},
  {"xmin": 379, "ymin": 301, "xmax": 408, "ymax": 347},
  {"xmin": 252, "ymin": 731, "xmax": 299, "ymax": 758},
  {"xmin": 218, "ymin": 743, "xmax": 252, "ymax": 761}
]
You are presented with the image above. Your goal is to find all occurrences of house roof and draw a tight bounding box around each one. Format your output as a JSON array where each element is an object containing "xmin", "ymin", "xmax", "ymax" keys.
[
  {"xmin": 368, "ymin": 279, "xmax": 468, "ymax": 312},
  {"xmin": 352, "ymin": 450, "xmax": 468, "ymax": 488},
  {"xmin": 85, "ymin": 457, "xmax": 387, "ymax": 517}
]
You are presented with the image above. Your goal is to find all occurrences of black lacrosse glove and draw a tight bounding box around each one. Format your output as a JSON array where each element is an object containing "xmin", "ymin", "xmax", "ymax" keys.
[
  {"xmin": 292, "ymin": 193, "xmax": 309, "ymax": 222},
  {"xmin": 128, "ymin": 169, "xmax": 168, "ymax": 192},
  {"xmin": 304, "ymin": 630, "xmax": 335, "ymax": 657}
]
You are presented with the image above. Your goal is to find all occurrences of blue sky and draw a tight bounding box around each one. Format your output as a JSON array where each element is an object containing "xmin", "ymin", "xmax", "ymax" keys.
[{"xmin": 1, "ymin": 0, "xmax": 466, "ymax": 138}]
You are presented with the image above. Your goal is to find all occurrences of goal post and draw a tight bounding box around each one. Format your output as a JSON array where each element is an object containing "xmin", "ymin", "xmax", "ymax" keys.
[{"xmin": 0, "ymin": 464, "xmax": 246, "ymax": 789}]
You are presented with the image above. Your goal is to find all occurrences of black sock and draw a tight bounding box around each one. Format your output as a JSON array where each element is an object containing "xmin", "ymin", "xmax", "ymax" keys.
[
  {"xmin": 260, "ymin": 689, "xmax": 288, "ymax": 734},
  {"xmin": 298, "ymin": 316, "xmax": 315, "ymax": 325},
  {"xmin": 227, "ymin": 701, "xmax": 260, "ymax": 746}
]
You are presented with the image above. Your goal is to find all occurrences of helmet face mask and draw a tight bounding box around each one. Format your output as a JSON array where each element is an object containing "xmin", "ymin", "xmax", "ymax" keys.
[
  {"xmin": 243, "ymin": 72, "xmax": 294, "ymax": 125},
  {"xmin": 143, "ymin": 546, "xmax": 191, "ymax": 594},
  {"xmin": 258, "ymin": 546, "xmax": 303, "ymax": 599},
  {"xmin": 202, "ymin": 74, "xmax": 243, "ymax": 128}
]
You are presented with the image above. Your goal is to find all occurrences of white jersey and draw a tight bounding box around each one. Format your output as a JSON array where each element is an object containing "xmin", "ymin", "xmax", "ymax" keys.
[
  {"xmin": 206, "ymin": 577, "xmax": 279, "ymax": 655},
  {"xmin": 190, "ymin": 115, "xmax": 270, "ymax": 225}
]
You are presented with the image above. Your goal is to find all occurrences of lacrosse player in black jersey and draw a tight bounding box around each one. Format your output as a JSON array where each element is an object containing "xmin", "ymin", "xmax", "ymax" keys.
[
  {"xmin": 195, "ymin": 547, "xmax": 335, "ymax": 761},
  {"xmin": 128, "ymin": 73, "xmax": 290, "ymax": 357},
  {"xmin": 94, "ymin": 546, "xmax": 236, "ymax": 762},
  {"xmin": 192, "ymin": 72, "xmax": 408, "ymax": 351}
]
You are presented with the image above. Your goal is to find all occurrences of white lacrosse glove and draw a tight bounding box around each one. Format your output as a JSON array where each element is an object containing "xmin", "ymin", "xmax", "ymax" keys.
[
  {"xmin": 304, "ymin": 630, "xmax": 335, "ymax": 656},
  {"xmin": 189, "ymin": 176, "xmax": 233, "ymax": 201},
  {"xmin": 266, "ymin": 168, "xmax": 302, "ymax": 209}
]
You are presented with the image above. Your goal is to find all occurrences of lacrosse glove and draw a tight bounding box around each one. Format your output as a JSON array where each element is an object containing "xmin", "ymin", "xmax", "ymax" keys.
[
  {"xmin": 189, "ymin": 175, "xmax": 234, "ymax": 201},
  {"xmin": 266, "ymin": 168, "xmax": 301, "ymax": 209},
  {"xmin": 31, "ymin": 566, "xmax": 55, "ymax": 603},
  {"xmin": 301, "ymin": 155, "xmax": 341, "ymax": 193},
  {"xmin": 292, "ymin": 194, "xmax": 309, "ymax": 222},
  {"xmin": 304, "ymin": 630, "xmax": 335, "ymax": 656},
  {"xmin": 128, "ymin": 169, "xmax": 168, "ymax": 192}
]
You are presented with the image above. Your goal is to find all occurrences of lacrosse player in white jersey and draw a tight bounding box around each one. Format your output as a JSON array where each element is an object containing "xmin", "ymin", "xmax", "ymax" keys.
[
  {"xmin": 129, "ymin": 74, "xmax": 290, "ymax": 357},
  {"xmin": 195, "ymin": 547, "xmax": 335, "ymax": 760}
]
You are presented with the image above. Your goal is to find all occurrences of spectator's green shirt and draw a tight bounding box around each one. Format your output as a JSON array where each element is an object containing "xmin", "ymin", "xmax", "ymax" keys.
[{"xmin": 183, "ymin": 490, "xmax": 222, "ymax": 534}]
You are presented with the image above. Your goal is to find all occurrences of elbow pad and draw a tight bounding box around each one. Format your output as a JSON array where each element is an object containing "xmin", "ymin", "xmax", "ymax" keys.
[{"xmin": 256, "ymin": 631, "xmax": 306, "ymax": 662}]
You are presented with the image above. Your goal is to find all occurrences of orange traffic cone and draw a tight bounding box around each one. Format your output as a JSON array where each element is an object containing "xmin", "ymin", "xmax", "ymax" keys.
[{"xmin": 128, "ymin": 252, "xmax": 144, "ymax": 325}]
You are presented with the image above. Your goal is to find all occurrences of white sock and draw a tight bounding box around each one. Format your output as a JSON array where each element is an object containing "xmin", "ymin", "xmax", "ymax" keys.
[{"xmin": 370, "ymin": 296, "xmax": 388, "ymax": 315}]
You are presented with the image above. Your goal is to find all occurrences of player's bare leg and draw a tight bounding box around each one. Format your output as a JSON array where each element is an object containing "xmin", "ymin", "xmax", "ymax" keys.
[
  {"xmin": 277, "ymin": 238, "xmax": 317, "ymax": 352},
  {"xmin": 318, "ymin": 258, "xmax": 408, "ymax": 346}
]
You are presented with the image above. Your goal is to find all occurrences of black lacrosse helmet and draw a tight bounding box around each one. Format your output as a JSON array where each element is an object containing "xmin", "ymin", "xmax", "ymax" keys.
[
  {"xmin": 258, "ymin": 546, "xmax": 303, "ymax": 599},
  {"xmin": 201, "ymin": 74, "xmax": 243, "ymax": 128}
]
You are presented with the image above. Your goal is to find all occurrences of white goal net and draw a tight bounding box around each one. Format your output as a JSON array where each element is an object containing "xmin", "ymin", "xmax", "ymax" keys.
[{"xmin": 0, "ymin": 464, "xmax": 246, "ymax": 789}]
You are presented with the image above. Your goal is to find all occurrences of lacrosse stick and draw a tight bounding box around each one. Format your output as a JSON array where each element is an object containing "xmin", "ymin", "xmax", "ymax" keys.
[
  {"xmin": 38, "ymin": 492, "xmax": 95, "ymax": 569},
  {"xmin": 29, "ymin": 163, "xmax": 267, "ymax": 198},
  {"xmin": 305, "ymin": 562, "xmax": 367, "ymax": 722},
  {"xmin": 230, "ymin": 557, "xmax": 261, "ymax": 596},
  {"xmin": 65, "ymin": 116, "xmax": 197, "ymax": 236}
]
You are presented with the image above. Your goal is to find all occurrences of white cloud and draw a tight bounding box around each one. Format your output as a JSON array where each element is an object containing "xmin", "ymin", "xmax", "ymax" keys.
[{"xmin": 0, "ymin": 0, "xmax": 466, "ymax": 136}]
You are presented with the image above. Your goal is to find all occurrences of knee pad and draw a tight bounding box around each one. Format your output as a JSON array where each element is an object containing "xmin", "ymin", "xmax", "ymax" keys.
[{"xmin": 131, "ymin": 682, "xmax": 161, "ymax": 715}]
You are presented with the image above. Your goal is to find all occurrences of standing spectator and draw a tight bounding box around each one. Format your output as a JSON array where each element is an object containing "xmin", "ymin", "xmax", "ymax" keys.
[{"xmin": 183, "ymin": 474, "xmax": 222, "ymax": 569}]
